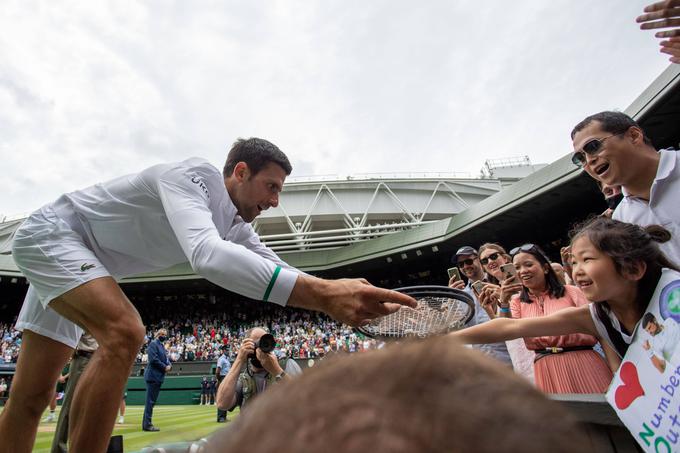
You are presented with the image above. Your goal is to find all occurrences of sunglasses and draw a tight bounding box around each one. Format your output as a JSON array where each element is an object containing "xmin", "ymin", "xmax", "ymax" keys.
[
  {"xmin": 457, "ymin": 258, "xmax": 476, "ymax": 267},
  {"xmin": 510, "ymin": 244, "xmax": 552, "ymax": 263},
  {"xmin": 510, "ymin": 244, "xmax": 539, "ymax": 257},
  {"xmin": 571, "ymin": 131, "xmax": 626, "ymax": 167},
  {"xmin": 480, "ymin": 252, "xmax": 501, "ymax": 265}
]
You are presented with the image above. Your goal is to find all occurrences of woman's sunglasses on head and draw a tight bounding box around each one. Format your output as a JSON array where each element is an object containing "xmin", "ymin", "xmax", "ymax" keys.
[
  {"xmin": 511, "ymin": 243, "xmax": 551, "ymax": 263},
  {"xmin": 510, "ymin": 244, "xmax": 538, "ymax": 257},
  {"xmin": 571, "ymin": 130, "xmax": 627, "ymax": 167}
]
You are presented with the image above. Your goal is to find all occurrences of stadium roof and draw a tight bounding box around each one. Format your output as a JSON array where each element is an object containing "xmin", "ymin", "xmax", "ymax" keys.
[{"xmin": 1, "ymin": 63, "xmax": 679, "ymax": 282}]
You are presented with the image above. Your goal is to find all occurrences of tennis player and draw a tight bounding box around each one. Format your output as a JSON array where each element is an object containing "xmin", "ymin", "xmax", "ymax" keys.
[{"xmin": 0, "ymin": 137, "xmax": 416, "ymax": 453}]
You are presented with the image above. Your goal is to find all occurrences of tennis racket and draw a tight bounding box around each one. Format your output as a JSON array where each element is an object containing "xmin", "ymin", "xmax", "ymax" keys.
[{"xmin": 356, "ymin": 285, "xmax": 475, "ymax": 340}]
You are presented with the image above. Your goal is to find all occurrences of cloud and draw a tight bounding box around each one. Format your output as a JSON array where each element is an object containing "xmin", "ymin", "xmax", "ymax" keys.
[{"xmin": 0, "ymin": 0, "xmax": 670, "ymax": 216}]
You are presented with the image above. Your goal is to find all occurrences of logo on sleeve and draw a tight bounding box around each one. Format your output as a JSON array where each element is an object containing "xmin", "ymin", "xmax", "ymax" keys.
[
  {"xmin": 80, "ymin": 263, "xmax": 96, "ymax": 272},
  {"xmin": 191, "ymin": 176, "xmax": 210, "ymax": 199}
]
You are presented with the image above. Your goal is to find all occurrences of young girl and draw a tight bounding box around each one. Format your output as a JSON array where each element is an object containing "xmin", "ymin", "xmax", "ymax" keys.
[{"xmin": 450, "ymin": 217, "xmax": 680, "ymax": 379}]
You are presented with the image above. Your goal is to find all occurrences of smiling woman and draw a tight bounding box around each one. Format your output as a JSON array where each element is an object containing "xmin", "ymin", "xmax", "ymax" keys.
[{"xmin": 500, "ymin": 245, "xmax": 614, "ymax": 394}]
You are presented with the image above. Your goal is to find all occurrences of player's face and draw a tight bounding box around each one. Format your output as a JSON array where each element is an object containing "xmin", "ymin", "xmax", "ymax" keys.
[
  {"xmin": 570, "ymin": 236, "xmax": 635, "ymax": 303},
  {"xmin": 644, "ymin": 322, "xmax": 659, "ymax": 336},
  {"xmin": 572, "ymin": 121, "xmax": 633, "ymax": 187},
  {"xmin": 232, "ymin": 162, "xmax": 287, "ymax": 223}
]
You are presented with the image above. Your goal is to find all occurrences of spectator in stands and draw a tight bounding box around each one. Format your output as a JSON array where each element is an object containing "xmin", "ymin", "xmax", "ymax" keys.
[
  {"xmin": 215, "ymin": 345, "xmax": 231, "ymax": 422},
  {"xmin": 475, "ymin": 244, "xmax": 613, "ymax": 393},
  {"xmin": 216, "ymin": 327, "xmax": 302, "ymax": 414},
  {"xmin": 0, "ymin": 378, "xmax": 7, "ymax": 399},
  {"xmin": 1, "ymin": 138, "xmax": 416, "ymax": 452},
  {"xmin": 637, "ymin": 0, "xmax": 680, "ymax": 64},
  {"xmin": 598, "ymin": 182, "xmax": 623, "ymax": 218},
  {"xmin": 142, "ymin": 329, "xmax": 171, "ymax": 432},
  {"xmin": 550, "ymin": 262, "xmax": 571, "ymax": 286},
  {"xmin": 207, "ymin": 338, "xmax": 588, "ymax": 453},
  {"xmin": 571, "ymin": 111, "xmax": 680, "ymax": 265},
  {"xmin": 477, "ymin": 243, "xmax": 534, "ymax": 380},
  {"xmin": 449, "ymin": 246, "xmax": 511, "ymax": 365}
]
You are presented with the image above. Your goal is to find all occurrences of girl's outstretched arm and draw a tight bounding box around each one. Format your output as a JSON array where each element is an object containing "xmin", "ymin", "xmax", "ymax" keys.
[{"xmin": 449, "ymin": 305, "xmax": 594, "ymax": 344}]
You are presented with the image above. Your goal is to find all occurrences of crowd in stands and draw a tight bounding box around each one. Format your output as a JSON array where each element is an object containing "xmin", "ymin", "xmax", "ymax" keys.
[
  {"xmin": 133, "ymin": 299, "xmax": 379, "ymax": 364},
  {"xmin": 0, "ymin": 323, "xmax": 20, "ymax": 364}
]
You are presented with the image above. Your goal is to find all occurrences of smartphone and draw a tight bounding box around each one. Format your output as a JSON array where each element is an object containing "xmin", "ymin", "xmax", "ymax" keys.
[
  {"xmin": 500, "ymin": 264, "xmax": 518, "ymax": 282},
  {"xmin": 472, "ymin": 280, "xmax": 486, "ymax": 295},
  {"xmin": 447, "ymin": 267, "xmax": 461, "ymax": 281}
]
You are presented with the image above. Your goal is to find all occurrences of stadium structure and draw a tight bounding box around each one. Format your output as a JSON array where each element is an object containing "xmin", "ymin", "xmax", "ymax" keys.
[
  {"xmin": 2, "ymin": 66, "xmax": 678, "ymax": 294},
  {"xmin": 0, "ymin": 65, "xmax": 678, "ymax": 450}
]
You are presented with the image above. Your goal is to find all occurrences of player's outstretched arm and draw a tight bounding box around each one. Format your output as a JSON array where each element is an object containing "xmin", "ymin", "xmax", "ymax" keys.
[{"xmin": 287, "ymin": 275, "xmax": 417, "ymax": 327}]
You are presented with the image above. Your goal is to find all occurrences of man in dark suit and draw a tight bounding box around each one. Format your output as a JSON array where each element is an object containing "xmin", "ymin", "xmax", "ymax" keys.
[{"xmin": 142, "ymin": 329, "xmax": 171, "ymax": 432}]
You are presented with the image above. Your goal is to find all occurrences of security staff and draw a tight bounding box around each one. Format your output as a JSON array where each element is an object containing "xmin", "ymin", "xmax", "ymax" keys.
[{"xmin": 142, "ymin": 329, "xmax": 171, "ymax": 432}]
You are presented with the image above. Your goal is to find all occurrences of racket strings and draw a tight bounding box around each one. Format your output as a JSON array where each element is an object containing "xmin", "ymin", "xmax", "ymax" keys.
[{"xmin": 366, "ymin": 295, "xmax": 470, "ymax": 338}]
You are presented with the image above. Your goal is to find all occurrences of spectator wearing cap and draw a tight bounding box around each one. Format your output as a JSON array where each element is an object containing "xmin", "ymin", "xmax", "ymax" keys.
[
  {"xmin": 215, "ymin": 345, "xmax": 231, "ymax": 422},
  {"xmin": 448, "ymin": 246, "xmax": 511, "ymax": 365}
]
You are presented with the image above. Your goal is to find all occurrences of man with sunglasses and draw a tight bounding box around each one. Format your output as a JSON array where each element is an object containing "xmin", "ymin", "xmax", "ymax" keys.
[
  {"xmin": 571, "ymin": 111, "xmax": 680, "ymax": 265},
  {"xmin": 449, "ymin": 246, "xmax": 511, "ymax": 364}
]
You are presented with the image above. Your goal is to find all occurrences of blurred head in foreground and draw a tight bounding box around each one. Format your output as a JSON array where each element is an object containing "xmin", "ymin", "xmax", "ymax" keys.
[{"xmin": 207, "ymin": 337, "xmax": 590, "ymax": 453}]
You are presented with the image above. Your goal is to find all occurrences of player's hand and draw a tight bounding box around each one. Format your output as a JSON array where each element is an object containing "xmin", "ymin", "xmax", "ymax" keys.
[
  {"xmin": 643, "ymin": 340, "xmax": 651, "ymax": 350},
  {"xmin": 165, "ymin": 364, "xmax": 172, "ymax": 372},
  {"xmin": 448, "ymin": 278, "xmax": 465, "ymax": 290},
  {"xmin": 289, "ymin": 276, "xmax": 417, "ymax": 327}
]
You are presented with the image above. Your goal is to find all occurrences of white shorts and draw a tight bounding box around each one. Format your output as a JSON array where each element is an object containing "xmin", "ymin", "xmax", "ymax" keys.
[{"xmin": 12, "ymin": 203, "xmax": 111, "ymax": 348}]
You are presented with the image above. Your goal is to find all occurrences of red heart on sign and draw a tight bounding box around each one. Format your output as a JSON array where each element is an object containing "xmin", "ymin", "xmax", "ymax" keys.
[{"xmin": 614, "ymin": 362, "xmax": 645, "ymax": 410}]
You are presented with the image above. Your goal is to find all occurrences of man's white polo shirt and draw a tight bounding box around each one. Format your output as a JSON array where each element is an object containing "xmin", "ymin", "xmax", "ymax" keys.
[{"xmin": 613, "ymin": 149, "xmax": 680, "ymax": 266}]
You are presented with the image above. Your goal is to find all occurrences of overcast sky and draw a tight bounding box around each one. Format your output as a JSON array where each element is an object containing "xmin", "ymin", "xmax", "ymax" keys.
[{"xmin": 0, "ymin": 0, "xmax": 672, "ymax": 217}]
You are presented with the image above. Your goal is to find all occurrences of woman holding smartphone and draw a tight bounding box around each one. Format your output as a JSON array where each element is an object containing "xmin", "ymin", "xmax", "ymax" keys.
[
  {"xmin": 492, "ymin": 244, "xmax": 612, "ymax": 393},
  {"xmin": 478, "ymin": 243, "xmax": 535, "ymax": 381}
]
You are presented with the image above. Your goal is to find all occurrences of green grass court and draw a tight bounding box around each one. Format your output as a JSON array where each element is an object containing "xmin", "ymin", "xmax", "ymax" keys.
[{"xmin": 0, "ymin": 405, "xmax": 238, "ymax": 452}]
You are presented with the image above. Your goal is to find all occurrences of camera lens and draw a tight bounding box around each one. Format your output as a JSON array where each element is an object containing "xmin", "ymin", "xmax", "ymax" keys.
[{"xmin": 257, "ymin": 333, "xmax": 275, "ymax": 353}]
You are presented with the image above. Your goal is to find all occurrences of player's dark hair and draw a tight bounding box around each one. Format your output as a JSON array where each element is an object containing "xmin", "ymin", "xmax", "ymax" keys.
[
  {"xmin": 570, "ymin": 217, "xmax": 678, "ymax": 318},
  {"xmin": 570, "ymin": 111, "xmax": 653, "ymax": 146},
  {"xmin": 223, "ymin": 138, "xmax": 292, "ymax": 178},
  {"xmin": 642, "ymin": 312, "xmax": 658, "ymax": 328}
]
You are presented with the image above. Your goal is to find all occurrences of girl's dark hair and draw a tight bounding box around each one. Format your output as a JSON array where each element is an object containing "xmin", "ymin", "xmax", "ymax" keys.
[
  {"xmin": 512, "ymin": 245, "xmax": 565, "ymax": 303},
  {"xmin": 478, "ymin": 243, "xmax": 510, "ymax": 285},
  {"xmin": 570, "ymin": 216, "xmax": 678, "ymax": 318}
]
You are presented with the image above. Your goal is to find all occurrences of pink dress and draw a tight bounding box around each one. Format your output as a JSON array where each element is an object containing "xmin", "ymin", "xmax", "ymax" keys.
[{"xmin": 510, "ymin": 285, "xmax": 612, "ymax": 394}]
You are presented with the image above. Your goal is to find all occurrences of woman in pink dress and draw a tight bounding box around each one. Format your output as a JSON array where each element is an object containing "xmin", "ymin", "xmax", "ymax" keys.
[{"xmin": 497, "ymin": 244, "xmax": 612, "ymax": 393}]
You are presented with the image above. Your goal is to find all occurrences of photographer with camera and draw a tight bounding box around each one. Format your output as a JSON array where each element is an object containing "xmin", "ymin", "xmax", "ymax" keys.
[{"xmin": 216, "ymin": 327, "xmax": 301, "ymax": 414}]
